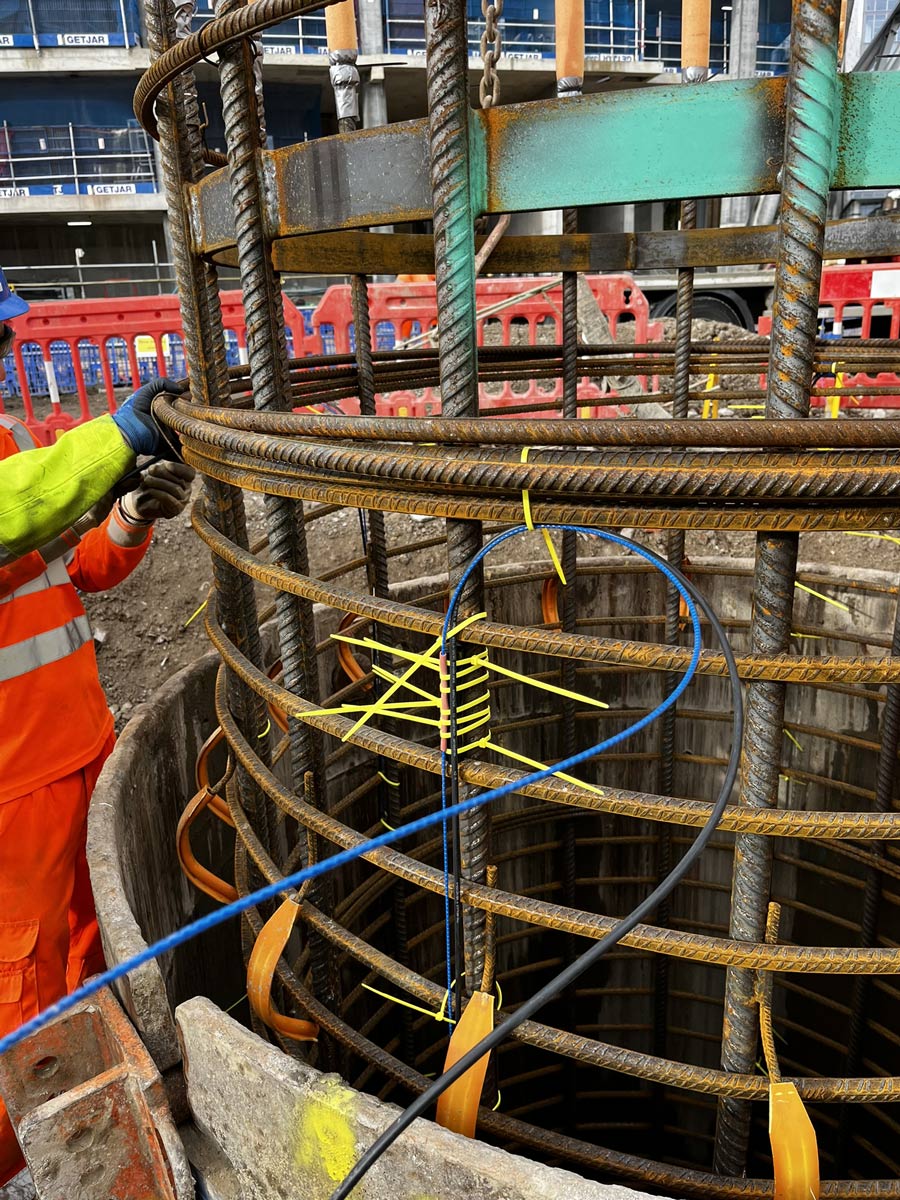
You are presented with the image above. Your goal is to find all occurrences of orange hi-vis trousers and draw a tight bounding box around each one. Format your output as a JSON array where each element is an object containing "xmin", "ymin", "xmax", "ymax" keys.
[{"xmin": 0, "ymin": 731, "xmax": 114, "ymax": 1186}]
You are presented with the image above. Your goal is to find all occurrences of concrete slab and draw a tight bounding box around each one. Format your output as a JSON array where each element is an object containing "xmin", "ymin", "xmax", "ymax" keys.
[{"xmin": 176, "ymin": 997, "xmax": 659, "ymax": 1200}]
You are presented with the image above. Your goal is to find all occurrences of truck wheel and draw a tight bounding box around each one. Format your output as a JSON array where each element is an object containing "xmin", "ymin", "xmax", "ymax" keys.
[{"xmin": 650, "ymin": 289, "xmax": 756, "ymax": 330}]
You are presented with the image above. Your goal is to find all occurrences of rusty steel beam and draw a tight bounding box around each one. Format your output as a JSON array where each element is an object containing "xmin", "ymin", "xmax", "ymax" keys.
[
  {"xmin": 205, "ymin": 213, "xmax": 900, "ymax": 274},
  {"xmin": 184, "ymin": 75, "xmax": 900, "ymax": 256}
]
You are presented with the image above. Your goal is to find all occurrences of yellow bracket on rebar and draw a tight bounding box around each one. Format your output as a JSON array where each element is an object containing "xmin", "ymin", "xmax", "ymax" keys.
[
  {"xmin": 757, "ymin": 903, "xmax": 820, "ymax": 1200},
  {"xmin": 521, "ymin": 446, "xmax": 567, "ymax": 585},
  {"xmin": 436, "ymin": 867, "xmax": 500, "ymax": 1137}
]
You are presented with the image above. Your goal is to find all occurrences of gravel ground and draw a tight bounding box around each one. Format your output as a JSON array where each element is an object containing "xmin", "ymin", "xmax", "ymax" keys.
[{"xmin": 0, "ymin": 1171, "xmax": 35, "ymax": 1200}]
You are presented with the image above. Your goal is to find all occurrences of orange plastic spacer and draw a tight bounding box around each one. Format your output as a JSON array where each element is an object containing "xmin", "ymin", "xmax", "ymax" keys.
[
  {"xmin": 247, "ymin": 897, "xmax": 319, "ymax": 1043},
  {"xmin": 541, "ymin": 576, "xmax": 560, "ymax": 626},
  {"xmin": 336, "ymin": 613, "xmax": 373, "ymax": 691},
  {"xmin": 176, "ymin": 784, "xmax": 238, "ymax": 905},
  {"xmin": 769, "ymin": 1080, "xmax": 820, "ymax": 1199},
  {"xmin": 434, "ymin": 990, "xmax": 495, "ymax": 1138},
  {"xmin": 678, "ymin": 554, "xmax": 693, "ymax": 623},
  {"xmin": 194, "ymin": 726, "xmax": 235, "ymax": 826}
]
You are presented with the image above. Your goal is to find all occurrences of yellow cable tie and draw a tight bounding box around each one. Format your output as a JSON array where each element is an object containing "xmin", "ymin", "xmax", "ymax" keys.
[
  {"xmin": 453, "ymin": 690, "xmax": 492, "ymax": 716},
  {"xmin": 521, "ymin": 446, "xmax": 567, "ymax": 586},
  {"xmin": 783, "ymin": 728, "xmax": 804, "ymax": 753},
  {"xmin": 184, "ymin": 598, "xmax": 209, "ymax": 628},
  {"xmin": 380, "ymin": 817, "xmax": 396, "ymax": 831},
  {"xmin": 454, "ymin": 671, "xmax": 490, "ymax": 693},
  {"xmin": 377, "ymin": 771, "xmax": 400, "ymax": 788},
  {"xmin": 371, "ymin": 664, "xmax": 441, "ymax": 706},
  {"xmin": 492, "ymin": 1090, "xmax": 502, "ymax": 1111},
  {"xmin": 444, "ymin": 708, "xmax": 493, "ymax": 743},
  {"xmin": 362, "ymin": 982, "xmax": 455, "ymax": 1024},
  {"xmin": 731, "ymin": 403, "xmax": 766, "ymax": 410},
  {"xmin": 338, "ymin": 614, "xmax": 487, "ymax": 744},
  {"xmin": 457, "ymin": 733, "xmax": 494, "ymax": 756},
  {"xmin": 341, "ymin": 633, "xmax": 445, "ymax": 741},
  {"xmin": 445, "ymin": 611, "xmax": 489, "ymax": 642},
  {"xmin": 794, "ymin": 581, "xmax": 850, "ymax": 614},
  {"xmin": 843, "ymin": 531, "xmax": 900, "ymax": 548},
  {"xmin": 485, "ymin": 659, "xmax": 609, "ymax": 709},
  {"xmin": 257, "ymin": 718, "xmax": 271, "ymax": 739},
  {"xmin": 484, "ymin": 737, "xmax": 605, "ymax": 798}
]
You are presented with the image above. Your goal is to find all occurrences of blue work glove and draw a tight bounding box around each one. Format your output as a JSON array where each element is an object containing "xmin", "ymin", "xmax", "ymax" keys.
[{"xmin": 112, "ymin": 377, "xmax": 184, "ymax": 459}]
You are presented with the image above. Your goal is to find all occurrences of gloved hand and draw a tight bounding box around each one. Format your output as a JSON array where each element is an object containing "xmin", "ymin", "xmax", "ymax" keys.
[
  {"xmin": 111, "ymin": 377, "xmax": 184, "ymax": 459},
  {"xmin": 118, "ymin": 461, "xmax": 196, "ymax": 524}
]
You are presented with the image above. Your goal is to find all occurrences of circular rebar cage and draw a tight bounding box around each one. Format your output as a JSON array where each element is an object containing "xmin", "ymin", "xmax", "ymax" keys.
[{"xmin": 138, "ymin": 0, "xmax": 900, "ymax": 1190}]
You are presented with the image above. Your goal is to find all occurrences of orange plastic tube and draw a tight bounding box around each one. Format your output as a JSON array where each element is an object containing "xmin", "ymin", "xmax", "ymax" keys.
[
  {"xmin": 325, "ymin": 0, "xmax": 357, "ymax": 52},
  {"xmin": 681, "ymin": 0, "xmax": 711, "ymax": 68},
  {"xmin": 435, "ymin": 991, "xmax": 495, "ymax": 1138},
  {"xmin": 247, "ymin": 897, "xmax": 319, "ymax": 1043},
  {"xmin": 769, "ymin": 1081, "xmax": 820, "ymax": 1200},
  {"xmin": 555, "ymin": 0, "xmax": 585, "ymax": 80}
]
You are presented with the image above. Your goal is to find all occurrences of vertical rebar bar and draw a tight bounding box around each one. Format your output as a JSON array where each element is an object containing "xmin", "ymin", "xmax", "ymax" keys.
[
  {"xmin": 655, "ymin": 13, "xmax": 708, "ymax": 1066},
  {"xmin": 425, "ymin": 0, "xmax": 486, "ymax": 997},
  {"xmin": 714, "ymin": 0, "xmax": 839, "ymax": 1172},
  {"xmin": 145, "ymin": 0, "xmax": 269, "ymax": 784},
  {"xmin": 557, "ymin": 37, "xmax": 583, "ymax": 1105},
  {"xmin": 350, "ymin": 272, "xmax": 413, "ymax": 1063},
  {"xmin": 836, "ymin": 593, "xmax": 900, "ymax": 1170},
  {"xmin": 146, "ymin": 3, "xmax": 273, "ymax": 1028},
  {"xmin": 214, "ymin": 0, "xmax": 340, "ymax": 1034}
]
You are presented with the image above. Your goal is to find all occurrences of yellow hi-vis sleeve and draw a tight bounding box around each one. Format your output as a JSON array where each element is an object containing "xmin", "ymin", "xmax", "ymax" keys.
[{"xmin": 0, "ymin": 415, "xmax": 135, "ymax": 562}]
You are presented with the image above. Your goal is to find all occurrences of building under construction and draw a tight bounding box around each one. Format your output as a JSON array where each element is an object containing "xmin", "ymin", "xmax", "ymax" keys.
[{"xmin": 4, "ymin": 0, "xmax": 900, "ymax": 1195}]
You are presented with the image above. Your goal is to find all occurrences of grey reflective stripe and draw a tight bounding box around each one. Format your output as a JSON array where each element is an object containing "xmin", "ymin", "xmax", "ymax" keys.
[
  {"xmin": 0, "ymin": 556, "xmax": 70, "ymax": 606},
  {"xmin": 0, "ymin": 414, "xmax": 37, "ymax": 454},
  {"xmin": 0, "ymin": 614, "xmax": 92, "ymax": 683}
]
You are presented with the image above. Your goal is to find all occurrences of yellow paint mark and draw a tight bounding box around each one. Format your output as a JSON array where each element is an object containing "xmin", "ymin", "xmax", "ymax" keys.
[{"xmin": 295, "ymin": 1079, "xmax": 358, "ymax": 1187}]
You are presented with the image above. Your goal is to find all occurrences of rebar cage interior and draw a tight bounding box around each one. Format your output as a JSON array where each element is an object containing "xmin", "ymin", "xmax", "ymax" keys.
[{"xmin": 139, "ymin": 0, "xmax": 900, "ymax": 1191}]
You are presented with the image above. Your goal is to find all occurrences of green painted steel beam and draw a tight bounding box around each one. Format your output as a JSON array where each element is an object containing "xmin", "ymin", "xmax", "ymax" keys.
[
  {"xmin": 477, "ymin": 72, "xmax": 900, "ymax": 214},
  {"xmin": 190, "ymin": 72, "xmax": 900, "ymax": 256}
]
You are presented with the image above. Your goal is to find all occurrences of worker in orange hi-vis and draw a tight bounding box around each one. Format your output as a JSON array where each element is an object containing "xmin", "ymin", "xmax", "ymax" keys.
[{"xmin": 0, "ymin": 297, "xmax": 195, "ymax": 1187}]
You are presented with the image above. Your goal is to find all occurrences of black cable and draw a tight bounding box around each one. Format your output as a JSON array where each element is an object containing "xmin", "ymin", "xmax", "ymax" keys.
[{"xmin": 329, "ymin": 542, "xmax": 743, "ymax": 1200}]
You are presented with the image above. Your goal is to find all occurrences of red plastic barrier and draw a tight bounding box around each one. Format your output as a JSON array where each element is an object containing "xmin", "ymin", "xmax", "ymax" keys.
[
  {"xmin": 757, "ymin": 262, "xmax": 900, "ymax": 410},
  {"xmin": 0, "ymin": 291, "xmax": 308, "ymax": 445},
  {"xmin": 312, "ymin": 274, "xmax": 651, "ymax": 418}
]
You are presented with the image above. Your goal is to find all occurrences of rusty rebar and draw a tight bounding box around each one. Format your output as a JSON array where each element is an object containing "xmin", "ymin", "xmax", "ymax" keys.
[
  {"xmin": 715, "ymin": 0, "xmax": 841, "ymax": 1172},
  {"xmin": 214, "ymin": 0, "xmax": 340, "ymax": 1035},
  {"xmin": 144, "ymin": 0, "xmax": 272, "ymax": 859},
  {"xmin": 424, "ymin": 0, "xmax": 487, "ymax": 999}
]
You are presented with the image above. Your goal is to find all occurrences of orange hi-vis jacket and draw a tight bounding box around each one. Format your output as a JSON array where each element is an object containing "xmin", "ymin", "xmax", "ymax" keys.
[{"xmin": 0, "ymin": 415, "xmax": 152, "ymax": 804}]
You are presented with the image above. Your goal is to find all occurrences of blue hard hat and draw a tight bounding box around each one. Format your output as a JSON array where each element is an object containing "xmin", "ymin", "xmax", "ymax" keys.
[{"xmin": 0, "ymin": 269, "xmax": 29, "ymax": 321}]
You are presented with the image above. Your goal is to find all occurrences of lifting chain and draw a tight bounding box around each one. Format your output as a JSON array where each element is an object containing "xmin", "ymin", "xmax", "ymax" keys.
[{"xmin": 479, "ymin": 0, "xmax": 503, "ymax": 109}]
